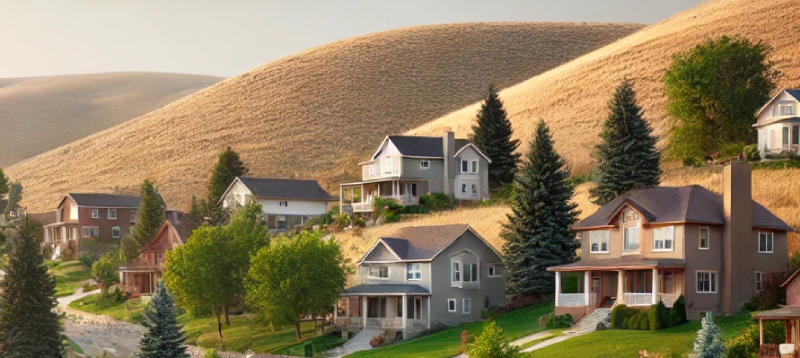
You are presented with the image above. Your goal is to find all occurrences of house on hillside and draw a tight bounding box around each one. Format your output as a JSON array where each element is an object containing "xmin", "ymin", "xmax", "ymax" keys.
[
  {"xmin": 119, "ymin": 219, "xmax": 191, "ymax": 295},
  {"xmin": 0, "ymin": 198, "xmax": 25, "ymax": 227},
  {"xmin": 334, "ymin": 224, "xmax": 506, "ymax": 339},
  {"xmin": 339, "ymin": 132, "xmax": 491, "ymax": 216},
  {"xmin": 220, "ymin": 177, "xmax": 335, "ymax": 233},
  {"xmin": 43, "ymin": 193, "xmax": 178, "ymax": 258},
  {"xmin": 755, "ymin": 88, "xmax": 800, "ymax": 157},
  {"xmin": 753, "ymin": 268, "xmax": 800, "ymax": 357},
  {"xmin": 549, "ymin": 162, "xmax": 793, "ymax": 322}
]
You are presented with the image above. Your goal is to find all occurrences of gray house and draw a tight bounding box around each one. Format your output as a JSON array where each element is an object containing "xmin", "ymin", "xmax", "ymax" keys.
[
  {"xmin": 334, "ymin": 224, "xmax": 506, "ymax": 339},
  {"xmin": 339, "ymin": 132, "xmax": 491, "ymax": 216}
]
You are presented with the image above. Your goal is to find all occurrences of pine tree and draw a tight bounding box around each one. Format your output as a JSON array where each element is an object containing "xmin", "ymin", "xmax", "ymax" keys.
[
  {"xmin": 122, "ymin": 180, "xmax": 166, "ymax": 261},
  {"xmin": 0, "ymin": 167, "xmax": 8, "ymax": 196},
  {"xmin": 501, "ymin": 120, "xmax": 580, "ymax": 294},
  {"xmin": 138, "ymin": 282, "xmax": 190, "ymax": 358},
  {"xmin": 470, "ymin": 85, "xmax": 520, "ymax": 188},
  {"xmin": 0, "ymin": 219, "xmax": 64, "ymax": 358},
  {"xmin": 691, "ymin": 312, "xmax": 726, "ymax": 358},
  {"xmin": 208, "ymin": 147, "xmax": 248, "ymax": 206},
  {"xmin": 590, "ymin": 79, "xmax": 661, "ymax": 206}
]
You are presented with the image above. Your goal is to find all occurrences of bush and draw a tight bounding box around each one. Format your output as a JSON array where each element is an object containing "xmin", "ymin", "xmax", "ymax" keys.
[
  {"xmin": 401, "ymin": 205, "xmax": 431, "ymax": 215},
  {"xmin": 743, "ymin": 144, "xmax": 761, "ymax": 162},
  {"xmin": 351, "ymin": 215, "xmax": 366, "ymax": 228},
  {"xmin": 669, "ymin": 295, "xmax": 688, "ymax": 327},
  {"xmin": 756, "ymin": 271, "xmax": 788, "ymax": 310},
  {"xmin": 465, "ymin": 320, "xmax": 520, "ymax": 358},
  {"xmin": 419, "ymin": 193, "xmax": 453, "ymax": 211},
  {"xmin": 544, "ymin": 313, "xmax": 573, "ymax": 329},
  {"xmin": 649, "ymin": 301, "xmax": 668, "ymax": 331},
  {"xmin": 726, "ymin": 320, "xmax": 785, "ymax": 358},
  {"xmin": 683, "ymin": 157, "xmax": 703, "ymax": 167},
  {"xmin": 78, "ymin": 253, "xmax": 100, "ymax": 268},
  {"xmin": 334, "ymin": 214, "xmax": 351, "ymax": 230},
  {"xmin": 568, "ymin": 174, "xmax": 591, "ymax": 186},
  {"xmin": 373, "ymin": 197, "xmax": 403, "ymax": 223},
  {"xmin": 204, "ymin": 348, "xmax": 221, "ymax": 358},
  {"xmin": 610, "ymin": 304, "xmax": 629, "ymax": 329},
  {"xmin": 307, "ymin": 213, "xmax": 334, "ymax": 227}
]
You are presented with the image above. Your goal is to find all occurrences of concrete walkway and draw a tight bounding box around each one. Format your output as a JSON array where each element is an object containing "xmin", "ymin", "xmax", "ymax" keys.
[
  {"xmin": 324, "ymin": 328, "xmax": 383, "ymax": 357},
  {"xmin": 451, "ymin": 329, "xmax": 585, "ymax": 357}
]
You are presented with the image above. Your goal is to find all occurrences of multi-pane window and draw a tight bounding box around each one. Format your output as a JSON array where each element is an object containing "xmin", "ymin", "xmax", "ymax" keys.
[
  {"xmin": 697, "ymin": 271, "xmax": 717, "ymax": 293},
  {"xmin": 91, "ymin": 209, "xmax": 99, "ymax": 218},
  {"xmin": 407, "ymin": 263, "xmax": 422, "ymax": 280},
  {"xmin": 462, "ymin": 298, "xmax": 472, "ymax": 314},
  {"xmin": 590, "ymin": 230, "xmax": 610, "ymax": 253},
  {"xmin": 448, "ymin": 299, "xmax": 457, "ymax": 312},
  {"xmin": 471, "ymin": 184, "xmax": 477, "ymax": 194},
  {"xmin": 699, "ymin": 228, "xmax": 710, "ymax": 249},
  {"xmin": 111, "ymin": 226, "xmax": 121, "ymax": 238},
  {"xmin": 461, "ymin": 160, "xmax": 469, "ymax": 173},
  {"xmin": 755, "ymin": 271, "xmax": 766, "ymax": 292},
  {"xmin": 471, "ymin": 161, "xmax": 478, "ymax": 173},
  {"xmin": 452, "ymin": 261, "xmax": 461, "ymax": 282},
  {"xmin": 463, "ymin": 263, "xmax": 478, "ymax": 282},
  {"xmin": 420, "ymin": 160, "xmax": 430, "ymax": 169},
  {"xmin": 759, "ymin": 231, "xmax": 774, "ymax": 253},
  {"xmin": 108, "ymin": 209, "xmax": 117, "ymax": 219},
  {"xmin": 368, "ymin": 266, "xmax": 389, "ymax": 279},
  {"xmin": 653, "ymin": 226, "xmax": 675, "ymax": 251},
  {"xmin": 780, "ymin": 102, "xmax": 795, "ymax": 116},
  {"xmin": 624, "ymin": 227, "xmax": 640, "ymax": 251},
  {"xmin": 83, "ymin": 227, "xmax": 99, "ymax": 238},
  {"xmin": 279, "ymin": 202, "xmax": 288, "ymax": 207}
]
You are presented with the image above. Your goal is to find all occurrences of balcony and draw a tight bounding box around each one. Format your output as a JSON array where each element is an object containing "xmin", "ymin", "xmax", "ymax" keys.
[{"xmin": 362, "ymin": 159, "xmax": 403, "ymax": 180}]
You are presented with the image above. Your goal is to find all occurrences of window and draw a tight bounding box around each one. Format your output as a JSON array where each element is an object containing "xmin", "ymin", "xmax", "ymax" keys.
[
  {"xmin": 488, "ymin": 265, "xmax": 500, "ymax": 277},
  {"xmin": 420, "ymin": 160, "xmax": 430, "ymax": 169},
  {"xmin": 8, "ymin": 211, "xmax": 16, "ymax": 218},
  {"xmin": 623, "ymin": 208, "xmax": 640, "ymax": 223},
  {"xmin": 471, "ymin": 161, "xmax": 478, "ymax": 173},
  {"xmin": 396, "ymin": 299, "xmax": 403, "ymax": 318},
  {"xmin": 279, "ymin": 202, "xmax": 288, "ymax": 207},
  {"xmin": 697, "ymin": 271, "xmax": 717, "ymax": 293},
  {"xmin": 448, "ymin": 299, "xmax": 457, "ymax": 312},
  {"xmin": 699, "ymin": 228, "xmax": 710, "ymax": 249},
  {"xmin": 461, "ymin": 184, "xmax": 467, "ymax": 193},
  {"xmin": 653, "ymin": 226, "xmax": 675, "ymax": 251},
  {"xmin": 82, "ymin": 227, "xmax": 99, "ymax": 238},
  {"xmin": 463, "ymin": 263, "xmax": 478, "ymax": 282},
  {"xmin": 755, "ymin": 271, "xmax": 766, "ymax": 292},
  {"xmin": 794, "ymin": 126, "xmax": 799, "ymax": 147},
  {"xmin": 590, "ymin": 230, "xmax": 610, "ymax": 253},
  {"xmin": 624, "ymin": 227, "xmax": 640, "ymax": 251},
  {"xmin": 111, "ymin": 226, "xmax": 121, "ymax": 238},
  {"xmin": 461, "ymin": 160, "xmax": 469, "ymax": 173},
  {"xmin": 368, "ymin": 266, "xmax": 389, "ymax": 279},
  {"xmin": 131, "ymin": 210, "xmax": 138, "ymax": 222},
  {"xmin": 91, "ymin": 209, "xmax": 99, "ymax": 218},
  {"xmin": 471, "ymin": 184, "xmax": 477, "ymax": 194},
  {"xmin": 462, "ymin": 298, "xmax": 472, "ymax": 314},
  {"xmin": 780, "ymin": 102, "xmax": 795, "ymax": 116},
  {"xmin": 759, "ymin": 231, "xmax": 774, "ymax": 253},
  {"xmin": 452, "ymin": 261, "xmax": 461, "ymax": 282},
  {"xmin": 407, "ymin": 263, "xmax": 422, "ymax": 281},
  {"xmin": 784, "ymin": 127, "xmax": 790, "ymax": 148},
  {"xmin": 107, "ymin": 209, "xmax": 117, "ymax": 219},
  {"xmin": 382, "ymin": 157, "xmax": 399, "ymax": 175}
]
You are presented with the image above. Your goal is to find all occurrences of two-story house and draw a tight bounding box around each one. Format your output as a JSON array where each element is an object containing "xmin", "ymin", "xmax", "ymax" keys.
[
  {"xmin": 0, "ymin": 197, "xmax": 24, "ymax": 227},
  {"xmin": 339, "ymin": 132, "xmax": 491, "ymax": 216},
  {"xmin": 549, "ymin": 162, "xmax": 793, "ymax": 321},
  {"xmin": 334, "ymin": 224, "xmax": 506, "ymax": 339},
  {"xmin": 219, "ymin": 177, "xmax": 335, "ymax": 233},
  {"xmin": 754, "ymin": 88, "xmax": 800, "ymax": 156},
  {"xmin": 119, "ymin": 219, "xmax": 190, "ymax": 295}
]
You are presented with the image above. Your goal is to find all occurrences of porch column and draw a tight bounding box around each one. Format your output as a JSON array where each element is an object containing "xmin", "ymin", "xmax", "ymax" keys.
[
  {"xmin": 555, "ymin": 271, "xmax": 561, "ymax": 307},
  {"xmin": 584, "ymin": 271, "xmax": 591, "ymax": 306},
  {"xmin": 426, "ymin": 297, "xmax": 431, "ymax": 329},
  {"xmin": 360, "ymin": 185, "xmax": 365, "ymax": 203},
  {"xmin": 652, "ymin": 269, "xmax": 659, "ymax": 305},
  {"xmin": 362, "ymin": 297, "xmax": 368, "ymax": 327},
  {"xmin": 759, "ymin": 319, "xmax": 763, "ymax": 346},
  {"xmin": 617, "ymin": 270, "xmax": 625, "ymax": 304},
  {"xmin": 333, "ymin": 301, "xmax": 338, "ymax": 325},
  {"xmin": 402, "ymin": 296, "xmax": 408, "ymax": 329},
  {"xmin": 339, "ymin": 185, "xmax": 343, "ymax": 214}
]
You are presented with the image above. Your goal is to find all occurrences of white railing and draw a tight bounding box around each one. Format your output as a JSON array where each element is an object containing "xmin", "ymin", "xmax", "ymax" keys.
[
  {"xmin": 624, "ymin": 293, "xmax": 654, "ymax": 306},
  {"xmin": 558, "ymin": 293, "xmax": 586, "ymax": 307},
  {"xmin": 385, "ymin": 195, "xmax": 419, "ymax": 206},
  {"xmin": 366, "ymin": 318, "xmax": 403, "ymax": 329},
  {"xmin": 659, "ymin": 293, "xmax": 676, "ymax": 308},
  {"xmin": 362, "ymin": 160, "xmax": 403, "ymax": 180}
]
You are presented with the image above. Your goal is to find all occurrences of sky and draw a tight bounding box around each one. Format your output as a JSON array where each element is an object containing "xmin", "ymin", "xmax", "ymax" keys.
[{"xmin": 0, "ymin": 0, "xmax": 702, "ymax": 79}]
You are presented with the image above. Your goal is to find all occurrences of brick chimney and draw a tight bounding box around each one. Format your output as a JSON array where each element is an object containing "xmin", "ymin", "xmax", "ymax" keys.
[
  {"xmin": 721, "ymin": 160, "xmax": 753, "ymax": 315},
  {"xmin": 442, "ymin": 131, "xmax": 455, "ymax": 195}
]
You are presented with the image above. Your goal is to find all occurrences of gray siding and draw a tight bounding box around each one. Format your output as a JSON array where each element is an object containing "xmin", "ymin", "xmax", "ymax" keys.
[
  {"xmin": 358, "ymin": 261, "xmax": 432, "ymax": 291},
  {"xmin": 401, "ymin": 158, "xmax": 445, "ymax": 194}
]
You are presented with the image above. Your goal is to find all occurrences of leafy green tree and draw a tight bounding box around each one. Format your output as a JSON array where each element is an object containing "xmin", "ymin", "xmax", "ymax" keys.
[
  {"xmin": 92, "ymin": 252, "xmax": 121, "ymax": 294},
  {"xmin": 0, "ymin": 167, "xmax": 8, "ymax": 196},
  {"xmin": 122, "ymin": 180, "xmax": 166, "ymax": 261},
  {"xmin": 501, "ymin": 119, "xmax": 579, "ymax": 294},
  {"xmin": 247, "ymin": 231, "xmax": 348, "ymax": 341},
  {"xmin": 664, "ymin": 35, "xmax": 780, "ymax": 161},
  {"xmin": 691, "ymin": 312, "xmax": 726, "ymax": 358},
  {"xmin": 138, "ymin": 282, "xmax": 190, "ymax": 358},
  {"xmin": 590, "ymin": 79, "xmax": 661, "ymax": 205},
  {"xmin": 0, "ymin": 219, "xmax": 63, "ymax": 357},
  {"xmin": 465, "ymin": 320, "xmax": 520, "ymax": 358},
  {"xmin": 471, "ymin": 85, "xmax": 521, "ymax": 188}
]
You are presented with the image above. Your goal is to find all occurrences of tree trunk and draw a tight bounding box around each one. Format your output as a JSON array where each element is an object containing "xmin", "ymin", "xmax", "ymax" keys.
[
  {"xmin": 224, "ymin": 305, "xmax": 231, "ymax": 325},
  {"xmin": 216, "ymin": 307, "xmax": 223, "ymax": 338},
  {"xmin": 295, "ymin": 321, "xmax": 302, "ymax": 341}
]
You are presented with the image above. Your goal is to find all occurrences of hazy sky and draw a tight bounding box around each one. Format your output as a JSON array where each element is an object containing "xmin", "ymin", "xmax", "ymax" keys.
[{"xmin": 0, "ymin": 0, "xmax": 702, "ymax": 78}]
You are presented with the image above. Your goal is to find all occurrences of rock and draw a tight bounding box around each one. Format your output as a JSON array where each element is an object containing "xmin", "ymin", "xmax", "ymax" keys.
[
  {"xmin": 369, "ymin": 334, "xmax": 385, "ymax": 348},
  {"xmin": 596, "ymin": 317, "xmax": 611, "ymax": 330}
]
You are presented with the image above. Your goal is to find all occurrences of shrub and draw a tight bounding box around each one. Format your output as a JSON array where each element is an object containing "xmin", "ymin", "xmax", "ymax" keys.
[
  {"xmin": 307, "ymin": 213, "xmax": 334, "ymax": 227},
  {"xmin": 351, "ymin": 215, "xmax": 366, "ymax": 228},
  {"xmin": 756, "ymin": 271, "xmax": 788, "ymax": 310},
  {"xmin": 334, "ymin": 214, "xmax": 351, "ymax": 230},
  {"xmin": 545, "ymin": 313, "xmax": 573, "ymax": 329},
  {"xmin": 419, "ymin": 193, "xmax": 453, "ymax": 211},
  {"xmin": 683, "ymin": 157, "xmax": 703, "ymax": 167},
  {"xmin": 669, "ymin": 295, "xmax": 688, "ymax": 327},
  {"xmin": 649, "ymin": 301, "xmax": 668, "ymax": 331},
  {"xmin": 743, "ymin": 144, "xmax": 761, "ymax": 162},
  {"xmin": 691, "ymin": 312, "xmax": 726, "ymax": 358},
  {"xmin": 610, "ymin": 304, "xmax": 629, "ymax": 329},
  {"xmin": 78, "ymin": 253, "xmax": 100, "ymax": 268},
  {"xmin": 373, "ymin": 197, "xmax": 403, "ymax": 223},
  {"xmin": 401, "ymin": 205, "xmax": 431, "ymax": 215},
  {"xmin": 465, "ymin": 320, "xmax": 520, "ymax": 358},
  {"xmin": 204, "ymin": 348, "xmax": 221, "ymax": 358},
  {"xmin": 726, "ymin": 320, "xmax": 785, "ymax": 358}
]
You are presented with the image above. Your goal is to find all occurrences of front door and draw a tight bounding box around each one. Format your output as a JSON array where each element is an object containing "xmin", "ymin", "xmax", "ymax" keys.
[
  {"xmin": 414, "ymin": 297, "xmax": 422, "ymax": 320},
  {"xmin": 591, "ymin": 276, "xmax": 601, "ymax": 306}
]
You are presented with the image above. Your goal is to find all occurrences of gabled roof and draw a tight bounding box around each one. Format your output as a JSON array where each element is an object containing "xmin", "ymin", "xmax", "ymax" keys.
[
  {"xmin": 782, "ymin": 267, "xmax": 800, "ymax": 288},
  {"xmin": 359, "ymin": 224, "xmax": 502, "ymax": 263},
  {"xmin": 225, "ymin": 177, "xmax": 335, "ymax": 202},
  {"xmin": 341, "ymin": 284, "xmax": 431, "ymax": 296},
  {"xmin": 368, "ymin": 135, "xmax": 488, "ymax": 161},
  {"xmin": 65, "ymin": 193, "xmax": 140, "ymax": 208},
  {"xmin": 548, "ymin": 256, "xmax": 686, "ymax": 272},
  {"xmin": 575, "ymin": 185, "xmax": 793, "ymax": 232},
  {"xmin": 140, "ymin": 220, "xmax": 186, "ymax": 252},
  {"xmin": 755, "ymin": 88, "xmax": 800, "ymax": 117}
]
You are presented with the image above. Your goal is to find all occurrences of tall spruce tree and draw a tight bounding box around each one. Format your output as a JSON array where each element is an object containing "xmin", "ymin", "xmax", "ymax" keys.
[
  {"xmin": 122, "ymin": 179, "xmax": 166, "ymax": 261},
  {"xmin": 0, "ymin": 167, "xmax": 8, "ymax": 196},
  {"xmin": 0, "ymin": 219, "xmax": 64, "ymax": 358},
  {"xmin": 691, "ymin": 313, "xmax": 726, "ymax": 358},
  {"xmin": 590, "ymin": 79, "xmax": 661, "ymax": 206},
  {"xmin": 471, "ymin": 85, "xmax": 520, "ymax": 188},
  {"xmin": 139, "ymin": 282, "xmax": 190, "ymax": 358},
  {"xmin": 190, "ymin": 147, "xmax": 249, "ymax": 225},
  {"xmin": 501, "ymin": 120, "xmax": 579, "ymax": 294}
]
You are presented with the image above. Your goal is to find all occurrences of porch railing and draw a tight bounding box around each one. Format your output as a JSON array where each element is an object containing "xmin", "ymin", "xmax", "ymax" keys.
[
  {"xmin": 624, "ymin": 293, "xmax": 653, "ymax": 306},
  {"xmin": 352, "ymin": 201, "xmax": 373, "ymax": 212},
  {"xmin": 558, "ymin": 293, "xmax": 586, "ymax": 307},
  {"xmin": 658, "ymin": 293, "xmax": 676, "ymax": 308},
  {"xmin": 337, "ymin": 317, "xmax": 427, "ymax": 330}
]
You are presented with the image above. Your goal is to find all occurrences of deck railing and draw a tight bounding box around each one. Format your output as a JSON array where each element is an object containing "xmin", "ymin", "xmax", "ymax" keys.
[
  {"xmin": 624, "ymin": 293, "xmax": 653, "ymax": 306},
  {"xmin": 558, "ymin": 293, "xmax": 586, "ymax": 307},
  {"xmin": 337, "ymin": 317, "xmax": 427, "ymax": 330}
]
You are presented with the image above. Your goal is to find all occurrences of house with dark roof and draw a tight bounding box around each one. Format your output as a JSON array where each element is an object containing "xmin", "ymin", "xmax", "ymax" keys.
[
  {"xmin": 752, "ymin": 268, "xmax": 800, "ymax": 356},
  {"xmin": 754, "ymin": 88, "xmax": 800, "ymax": 156},
  {"xmin": 334, "ymin": 224, "xmax": 506, "ymax": 339},
  {"xmin": 119, "ymin": 219, "xmax": 191, "ymax": 295},
  {"xmin": 340, "ymin": 132, "xmax": 491, "ymax": 215},
  {"xmin": 220, "ymin": 177, "xmax": 335, "ymax": 233},
  {"xmin": 549, "ymin": 162, "xmax": 794, "ymax": 321}
]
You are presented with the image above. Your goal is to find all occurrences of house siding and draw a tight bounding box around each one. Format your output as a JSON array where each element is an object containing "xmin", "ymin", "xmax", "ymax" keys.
[
  {"xmin": 401, "ymin": 158, "xmax": 446, "ymax": 194},
  {"xmin": 579, "ymin": 216, "xmax": 686, "ymax": 260},
  {"xmin": 454, "ymin": 147, "xmax": 490, "ymax": 201},
  {"xmin": 77, "ymin": 207, "xmax": 137, "ymax": 242},
  {"xmin": 788, "ymin": 275, "xmax": 800, "ymax": 307},
  {"xmin": 357, "ymin": 262, "xmax": 432, "ymax": 292}
]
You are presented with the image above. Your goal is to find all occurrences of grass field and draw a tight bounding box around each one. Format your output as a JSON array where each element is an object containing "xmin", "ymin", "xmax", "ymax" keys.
[
  {"xmin": 348, "ymin": 300, "xmax": 555, "ymax": 358},
  {"xmin": 68, "ymin": 295, "xmax": 147, "ymax": 324},
  {"xmin": 181, "ymin": 315, "xmax": 321, "ymax": 353},
  {"xmin": 523, "ymin": 315, "xmax": 752, "ymax": 358},
  {"xmin": 50, "ymin": 260, "xmax": 91, "ymax": 298}
]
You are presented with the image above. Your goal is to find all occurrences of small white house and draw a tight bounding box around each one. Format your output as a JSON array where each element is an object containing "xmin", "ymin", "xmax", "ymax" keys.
[
  {"xmin": 754, "ymin": 89, "xmax": 800, "ymax": 157},
  {"xmin": 220, "ymin": 177, "xmax": 335, "ymax": 233}
]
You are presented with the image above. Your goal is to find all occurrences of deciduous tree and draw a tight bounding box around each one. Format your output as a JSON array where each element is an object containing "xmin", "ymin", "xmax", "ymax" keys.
[
  {"xmin": 92, "ymin": 252, "xmax": 121, "ymax": 294},
  {"xmin": 470, "ymin": 85, "xmax": 520, "ymax": 188}
]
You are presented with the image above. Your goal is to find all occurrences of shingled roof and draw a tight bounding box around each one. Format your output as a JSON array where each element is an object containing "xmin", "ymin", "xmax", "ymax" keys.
[
  {"xmin": 237, "ymin": 177, "xmax": 335, "ymax": 201},
  {"xmin": 341, "ymin": 284, "xmax": 431, "ymax": 296},
  {"xmin": 382, "ymin": 135, "xmax": 473, "ymax": 158},
  {"xmin": 575, "ymin": 185, "xmax": 793, "ymax": 231},
  {"xmin": 67, "ymin": 193, "xmax": 140, "ymax": 208},
  {"xmin": 361, "ymin": 224, "xmax": 475, "ymax": 262}
]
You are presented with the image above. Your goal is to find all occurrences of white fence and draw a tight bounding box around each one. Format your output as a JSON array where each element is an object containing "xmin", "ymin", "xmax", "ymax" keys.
[
  {"xmin": 558, "ymin": 293, "xmax": 586, "ymax": 307},
  {"xmin": 624, "ymin": 293, "xmax": 653, "ymax": 306}
]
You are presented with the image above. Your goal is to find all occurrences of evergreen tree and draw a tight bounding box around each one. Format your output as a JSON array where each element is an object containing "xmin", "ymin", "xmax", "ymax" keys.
[
  {"xmin": 590, "ymin": 79, "xmax": 661, "ymax": 205},
  {"xmin": 0, "ymin": 219, "xmax": 63, "ymax": 357},
  {"xmin": 122, "ymin": 180, "xmax": 166, "ymax": 261},
  {"xmin": 191, "ymin": 147, "xmax": 249, "ymax": 225},
  {"xmin": 138, "ymin": 281, "xmax": 190, "ymax": 358},
  {"xmin": 0, "ymin": 167, "xmax": 8, "ymax": 196},
  {"xmin": 501, "ymin": 120, "xmax": 579, "ymax": 294},
  {"xmin": 691, "ymin": 312, "xmax": 726, "ymax": 358},
  {"xmin": 470, "ymin": 85, "xmax": 520, "ymax": 188}
]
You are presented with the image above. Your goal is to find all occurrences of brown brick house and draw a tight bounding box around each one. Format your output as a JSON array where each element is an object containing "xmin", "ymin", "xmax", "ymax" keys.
[{"xmin": 119, "ymin": 220, "xmax": 189, "ymax": 295}]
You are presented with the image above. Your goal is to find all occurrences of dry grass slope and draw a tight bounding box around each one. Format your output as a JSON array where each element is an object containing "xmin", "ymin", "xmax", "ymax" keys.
[
  {"xmin": 0, "ymin": 72, "xmax": 222, "ymax": 166},
  {"xmin": 6, "ymin": 23, "xmax": 642, "ymax": 212}
]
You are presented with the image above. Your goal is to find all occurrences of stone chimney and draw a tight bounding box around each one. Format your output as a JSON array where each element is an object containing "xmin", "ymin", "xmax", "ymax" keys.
[
  {"xmin": 721, "ymin": 160, "xmax": 753, "ymax": 315},
  {"xmin": 442, "ymin": 131, "xmax": 455, "ymax": 195}
]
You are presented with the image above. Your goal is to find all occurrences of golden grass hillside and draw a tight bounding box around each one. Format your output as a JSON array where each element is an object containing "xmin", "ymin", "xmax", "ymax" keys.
[
  {"xmin": 0, "ymin": 72, "xmax": 222, "ymax": 167},
  {"xmin": 5, "ymin": 23, "xmax": 643, "ymax": 212},
  {"xmin": 408, "ymin": 0, "xmax": 800, "ymax": 171}
]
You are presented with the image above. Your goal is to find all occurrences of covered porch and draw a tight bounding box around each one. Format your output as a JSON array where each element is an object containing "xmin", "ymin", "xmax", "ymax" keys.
[
  {"xmin": 340, "ymin": 180, "xmax": 428, "ymax": 214},
  {"xmin": 119, "ymin": 268, "xmax": 161, "ymax": 296},
  {"xmin": 753, "ymin": 308, "xmax": 800, "ymax": 358},
  {"xmin": 43, "ymin": 222, "xmax": 80, "ymax": 259},
  {"xmin": 335, "ymin": 284, "xmax": 431, "ymax": 334}
]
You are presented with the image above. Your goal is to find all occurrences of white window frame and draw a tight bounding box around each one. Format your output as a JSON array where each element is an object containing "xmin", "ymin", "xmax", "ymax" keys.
[
  {"xmin": 652, "ymin": 226, "xmax": 675, "ymax": 252},
  {"xmin": 368, "ymin": 266, "xmax": 389, "ymax": 280},
  {"xmin": 696, "ymin": 270, "xmax": 718, "ymax": 294},
  {"xmin": 420, "ymin": 160, "xmax": 430, "ymax": 169},
  {"xmin": 471, "ymin": 184, "xmax": 477, "ymax": 194},
  {"xmin": 488, "ymin": 265, "xmax": 501, "ymax": 277},
  {"xmin": 406, "ymin": 263, "xmax": 422, "ymax": 281},
  {"xmin": 758, "ymin": 231, "xmax": 774, "ymax": 253},
  {"xmin": 83, "ymin": 226, "xmax": 99, "ymax": 238},
  {"xmin": 131, "ymin": 210, "xmax": 138, "ymax": 222},
  {"xmin": 755, "ymin": 271, "xmax": 766, "ymax": 292},
  {"xmin": 107, "ymin": 208, "xmax": 117, "ymax": 219},
  {"xmin": 471, "ymin": 160, "xmax": 478, "ymax": 173},
  {"xmin": 699, "ymin": 227, "xmax": 710, "ymax": 250},
  {"xmin": 463, "ymin": 262, "xmax": 479, "ymax": 282},
  {"xmin": 279, "ymin": 201, "xmax": 288, "ymax": 207},
  {"xmin": 111, "ymin": 226, "xmax": 121, "ymax": 238},
  {"xmin": 462, "ymin": 298, "xmax": 472, "ymax": 314},
  {"xmin": 461, "ymin": 160, "xmax": 469, "ymax": 173},
  {"xmin": 780, "ymin": 102, "xmax": 795, "ymax": 116},
  {"xmin": 91, "ymin": 209, "xmax": 99, "ymax": 218},
  {"xmin": 447, "ymin": 299, "xmax": 457, "ymax": 312},
  {"xmin": 624, "ymin": 226, "xmax": 640, "ymax": 252},
  {"xmin": 451, "ymin": 258, "xmax": 461, "ymax": 286},
  {"xmin": 461, "ymin": 184, "xmax": 467, "ymax": 193},
  {"xmin": 589, "ymin": 230, "xmax": 610, "ymax": 254}
]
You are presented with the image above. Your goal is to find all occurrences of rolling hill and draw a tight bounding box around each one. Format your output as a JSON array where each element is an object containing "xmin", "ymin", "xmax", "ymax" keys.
[
  {"xmin": 0, "ymin": 72, "xmax": 222, "ymax": 167},
  {"xmin": 5, "ymin": 22, "xmax": 643, "ymax": 212}
]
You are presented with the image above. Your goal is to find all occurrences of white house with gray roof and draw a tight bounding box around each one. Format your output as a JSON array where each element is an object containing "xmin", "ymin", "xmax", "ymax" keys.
[
  {"xmin": 220, "ymin": 177, "xmax": 335, "ymax": 233},
  {"xmin": 340, "ymin": 132, "xmax": 491, "ymax": 215},
  {"xmin": 754, "ymin": 89, "xmax": 800, "ymax": 156},
  {"xmin": 334, "ymin": 224, "xmax": 506, "ymax": 339}
]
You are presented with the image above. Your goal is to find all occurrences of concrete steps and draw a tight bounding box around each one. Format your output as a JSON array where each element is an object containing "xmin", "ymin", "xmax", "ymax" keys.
[{"xmin": 564, "ymin": 308, "xmax": 611, "ymax": 334}]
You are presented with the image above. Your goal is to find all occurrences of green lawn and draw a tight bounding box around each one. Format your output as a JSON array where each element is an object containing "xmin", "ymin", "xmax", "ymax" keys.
[
  {"xmin": 348, "ymin": 300, "xmax": 556, "ymax": 358},
  {"xmin": 50, "ymin": 261, "xmax": 92, "ymax": 298},
  {"xmin": 181, "ymin": 315, "xmax": 322, "ymax": 353},
  {"xmin": 523, "ymin": 315, "xmax": 752, "ymax": 358},
  {"xmin": 69, "ymin": 295, "xmax": 147, "ymax": 324}
]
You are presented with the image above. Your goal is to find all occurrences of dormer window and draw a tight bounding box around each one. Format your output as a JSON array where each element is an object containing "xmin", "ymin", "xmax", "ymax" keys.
[
  {"xmin": 622, "ymin": 208, "xmax": 640, "ymax": 252},
  {"xmin": 780, "ymin": 102, "xmax": 795, "ymax": 116}
]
